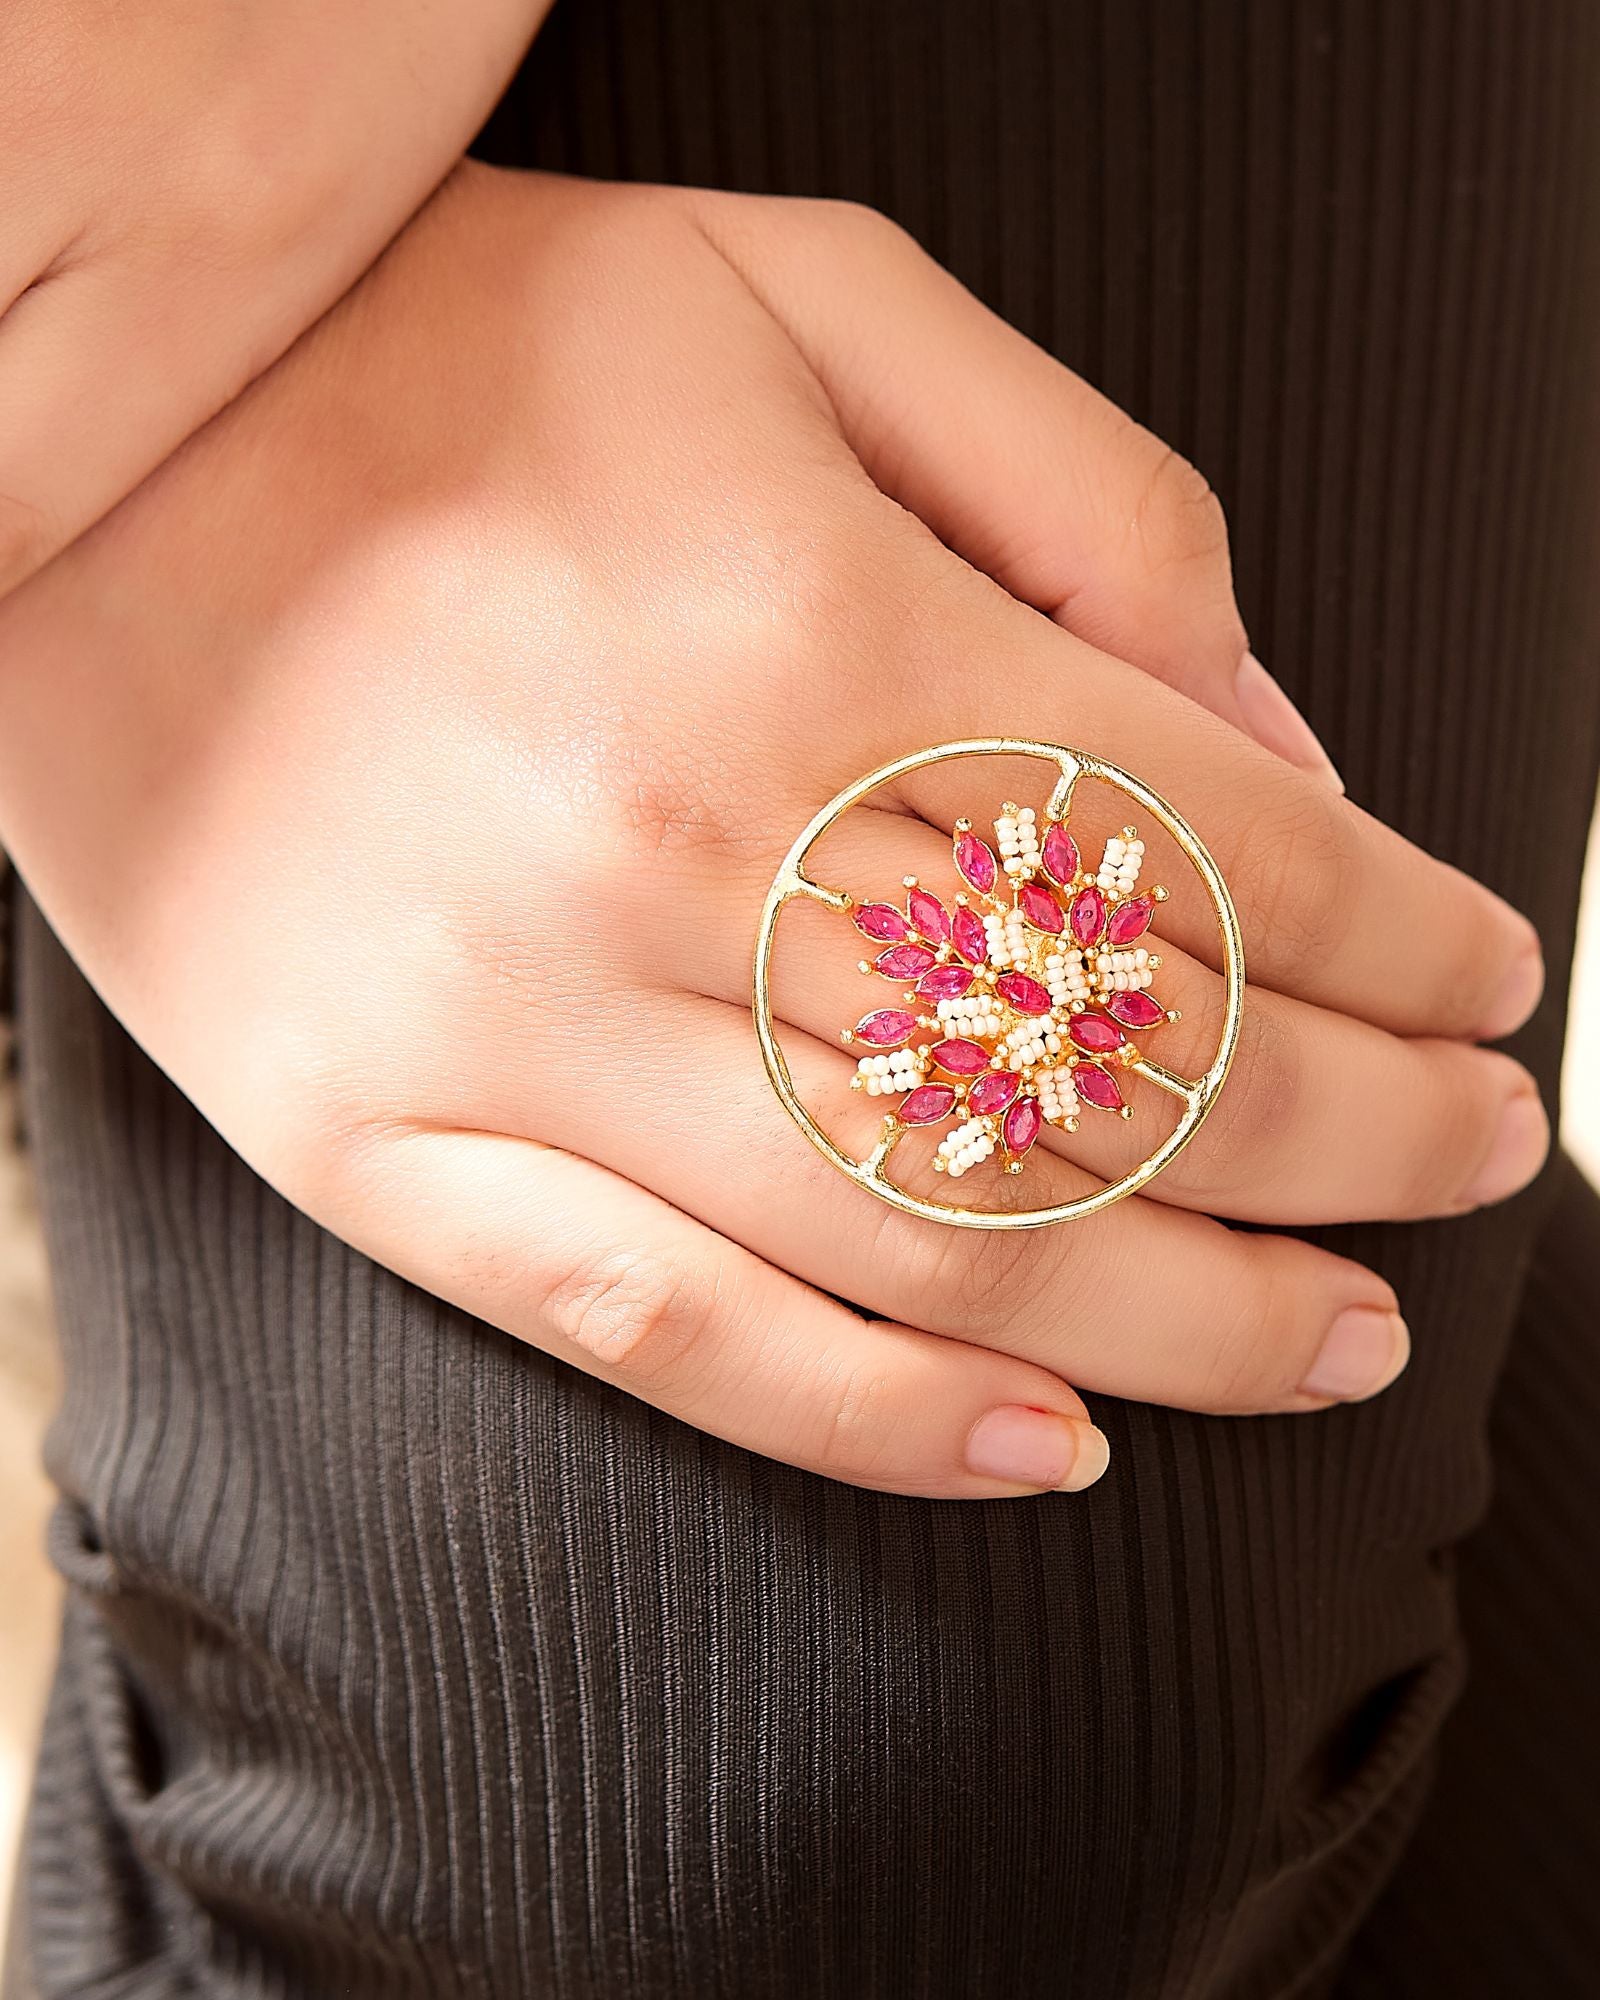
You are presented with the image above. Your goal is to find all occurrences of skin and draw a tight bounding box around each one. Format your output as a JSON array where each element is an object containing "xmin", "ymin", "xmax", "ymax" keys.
[
  {"xmin": 0, "ymin": 0, "xmax": 551, "ymax": 594},
  {"xmin": 0, "ymin": 165, "xmax": 1550, "ymax": 1498}
]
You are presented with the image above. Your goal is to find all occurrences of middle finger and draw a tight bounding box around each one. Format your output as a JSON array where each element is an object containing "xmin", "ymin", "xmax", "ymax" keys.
[{"xmin": 659, "ymin": 804, "xmax": 1549, "ymax": 1224}]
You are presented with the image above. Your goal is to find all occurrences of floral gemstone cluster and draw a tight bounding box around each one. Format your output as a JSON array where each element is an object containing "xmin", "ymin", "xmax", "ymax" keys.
[{"xmin": 841, "ymin": 803, "xmax": 1178, "ymax": 1178}]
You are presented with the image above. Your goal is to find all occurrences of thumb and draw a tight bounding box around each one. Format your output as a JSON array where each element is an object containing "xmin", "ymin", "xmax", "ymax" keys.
[{"xmin": 697, "ymin": 192, "xmax": 1342, "ymax": 792}]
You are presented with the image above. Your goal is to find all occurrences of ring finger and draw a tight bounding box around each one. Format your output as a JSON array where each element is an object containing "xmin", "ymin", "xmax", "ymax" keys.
[{"xmin": 656, "ymin": 807, "xmax": 1550, "ymax": 1225}]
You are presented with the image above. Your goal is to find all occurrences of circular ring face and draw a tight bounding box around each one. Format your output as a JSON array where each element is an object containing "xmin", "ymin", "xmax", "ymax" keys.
[{"xmin": 750, "ymin": 739, "xmax": 1246, "ymax": 1229}]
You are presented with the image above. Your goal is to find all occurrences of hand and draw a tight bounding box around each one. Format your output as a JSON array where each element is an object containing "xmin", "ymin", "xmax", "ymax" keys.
[
  {"xmin": 0, "ymin": 0, "xmax": 546, "ymax": 596},
  {"xmin": 0, "ymin": 166, "xmax": 1548, "ymax": 1497}
]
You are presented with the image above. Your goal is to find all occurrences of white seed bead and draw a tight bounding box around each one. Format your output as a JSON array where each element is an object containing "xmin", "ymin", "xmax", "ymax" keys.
[
  {"xmin": 1008, "ymin": 808, "xmax": 1041, "ymax": 871},
  {"xmin": 1036, "ymin": 1064, "xmax": 1081, "ymax": 1123},
  {"xmin": 938, "ymin": 1117, "xmax": 995, "ymax": 1178},
  {"xmin": 1089, "ymin": 950, "xmax": 1146, "ymax": 988}
]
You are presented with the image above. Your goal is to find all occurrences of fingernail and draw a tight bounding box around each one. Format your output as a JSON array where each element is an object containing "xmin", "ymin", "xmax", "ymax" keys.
[
  {"xmin": 1481, "ymin": 933, "xmax": 1545, "ymax": 1041},
  {"xmin": 965, "ymin": 1405, "xmax": 1110, "ymax": 1492},
  {"xmin": 1234, "ymin": 653, "xmax": 1345, "ymax": 792},
  {"xmin": 1300, "ymin": 1307, "xmax": 1410, "ymax": 1402},
  {"xmin": 1459, "ymin": 1088, "xmax": 1549, "ymax": 1210}
]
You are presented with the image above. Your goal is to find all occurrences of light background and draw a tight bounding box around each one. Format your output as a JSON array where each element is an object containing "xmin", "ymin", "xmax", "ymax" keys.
[{"xmin": 2, "ymin": 811, "xmax": 1598, "ymax": 1923}]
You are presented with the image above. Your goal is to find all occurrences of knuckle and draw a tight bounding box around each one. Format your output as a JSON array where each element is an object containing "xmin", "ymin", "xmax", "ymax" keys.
[
  {"xmin": 1125, "ymin": 443, "xmax": 1233, "ymax": 582},
  {"xmin": 1179, "ymin": 1002, "xmax": 1300, "ymax": 1202},
  {"xmin": 1190, "ymin": 1253, "xmax": 1291, "ymax": 1414},
  {"xmin": 610, "ymin": 739, "xmax": 757, "ymax": 867},
  {"xmin": 910, "ymin": 1204, "xmax": 1065, "ymax": 1342},
  {"xmin": 545, "ymin": 1247, "xmax": 712, "ymax": 1390},
  {"xmin": 1228, "ymin": 780, "xmax": 1362, "ymax": 989},
  {"xmin": 1390, "ymin": 1065, "xmax": 1474, "ymax": 1219},
  {"xmin": 543, "ymin": 719, "xmax": 765, "ymax": 877},
  {"xmin": 801, "ymin": 1360, "xmax": 905, "ymax": 1484},
  {"xmin": 798, "ymin": 194, "xmax": 918, "ymax": 258},
  {"xmin": 755, "ymin": 504, "xmax": 896, "ymax": 648},
  {"xmin": 0, "ymin": 489, "xmax": 56, "ymax": 592}
]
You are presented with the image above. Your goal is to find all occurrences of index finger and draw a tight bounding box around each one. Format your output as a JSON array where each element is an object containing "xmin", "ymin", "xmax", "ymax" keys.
[{"xmin": 868, "ymin": 589, "xmax": 1541, "ymax": 1044}]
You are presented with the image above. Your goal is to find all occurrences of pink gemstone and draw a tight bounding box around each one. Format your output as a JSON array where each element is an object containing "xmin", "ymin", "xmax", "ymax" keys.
[
  {"xmin": 1041, "ymin": 821, "xmax": 1080, "ymax": 886},
  {"xmin": 916, "ymin": 964, "xmax": 976, "ymax": 1002},
  {"xmin": 1018, "ymin": 882, "xmax": 1065, "ymax": 934},
  {"xmin": 995, "ymin": 971, "xmax": 1052, "ymax": 1016},
  {"xmin": 928, "ymin": 1037, "xmax": 989, "ymax": 1076},
  {"xmin": 898, "ymin": 1083, "xmax": 957, "ymax": 1125},
  {"xmin": 1074, "ymin": 1063, "xmax": 1124, "ymax": 1111},
  {"xmin": 874, "ymin": 943, "xmax": 936, "ymax": 981},
  {"xmin": 954, "ymin": 830, "xmax": 998, "ymax": 895},
  {"xmin": 967, "ymin": 1071, "xmax": 1021, "ymax": 1116},
  {"xmin": 1106, "ymin": 895, "xmax": 1155, "ymax": 946},
  {"xmin": 951, "ymin": 906, "xmax": 989, "ymax": 966},
  {"xmin": 907, "ymin": 886, "xmax": 951, "ymax": 944},
  {"xmin": 853, "ymin": 1008, "xmax": 918, "ymax": 1048},
  {"xmin": 1107, "ymin": 990, "xmax": 1164, "ymax": 1030},
  {"xmin": 1068, "ymin": 1013, "xmax": 1126, "ymax": 1054},
  {"xmin": 853, "ymin": 902, "xmax": 912, "ymax": 943},
  {"xmin": 1069, "ymin": 886, "xmax": 1107, "ymax": 948},
  {"xmin": 1002, "ymin": 1096, "xmax": 1044, "ymax": 1155}
]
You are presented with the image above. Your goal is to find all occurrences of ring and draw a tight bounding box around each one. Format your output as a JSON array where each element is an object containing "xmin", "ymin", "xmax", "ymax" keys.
[{"xmin": 751, "ymin": 738, "xmax": 1245, "ymax": 1229}]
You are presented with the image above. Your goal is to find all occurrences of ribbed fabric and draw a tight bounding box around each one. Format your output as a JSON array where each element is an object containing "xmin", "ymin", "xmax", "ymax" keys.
[
  {"xmin": 6, "ymin": 2, "xmax": 1600, "ymax": 1995},
  {"xmin": 1338, "ymin": 1156, "xmax": 1600, "ymax": 1996}
]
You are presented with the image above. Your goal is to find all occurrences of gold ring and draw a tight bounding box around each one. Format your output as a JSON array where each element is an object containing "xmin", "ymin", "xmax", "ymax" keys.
[{"xmin": 751, "ymin": 738, "xmax": 1245, "ymax": 1229}]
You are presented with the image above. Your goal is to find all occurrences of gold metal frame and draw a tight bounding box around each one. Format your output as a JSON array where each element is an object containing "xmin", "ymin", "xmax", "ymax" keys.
[{"xmin": 750, "ymin": 738, "xmax": 1246, "ymax": 1229}]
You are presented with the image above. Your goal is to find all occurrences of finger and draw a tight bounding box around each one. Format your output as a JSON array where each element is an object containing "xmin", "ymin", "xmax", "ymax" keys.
[
  {"xmin": 335, "ymin": 1125, "xmax": 1111, "ymax": 1499},
  {"xmin": 517, "ymin": 993, "xmax": 1410, "ymax": 1418},
  {"xmin": 658, "ymin": 809, "xmax": 1550, "ymax": 1224},
  {"xmin": 0, "ymin": 256, "xmax": 269, "ymax": 592},
  {"xmin": 849, "ymin": 628, "xmax": 1543, "ymax": 1043},
  {"xmin": 691, "ymin": 190, "xmax": 1343, "ymax": 788},
  {"xmin": 0, "ymin": 148, "xmax": 532, "ymax": 597}
]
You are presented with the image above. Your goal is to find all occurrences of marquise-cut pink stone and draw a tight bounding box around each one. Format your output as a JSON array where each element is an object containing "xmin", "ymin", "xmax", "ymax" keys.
[
  {"xmin": 907, "ymin": 886, "xmax": 951, "ymax": 944},
  {"xmin": 854, "ymin": 1008, "xmax": 919, "ymax": 1048},
  {"xmin": 1107, "ymin": 989, "xmax": 1164, "ymax": 1030},
  {"xmin": 928, "ymin": 1037, "xmax": 989, "ymax": 1075},
  {"xmin": 898, "ymin": 1083, "xmax": 957, "ymax": 1125},
  {"xmin": 916, "ymin": 964, "xmax": 975, "ymax": 1002},
  {"xmin": 1002, "ymin": 1096, "xmax": 1043, "ymax": 1155},
  {"xmin": 995, "ymin": 971, "xmax": 1052, "ymax": 1015},
  {"xmin": 1041, "ymin": 822, "xmax": 1080, "ymax": 886},
  {"xmin": 951, "ymin": 906, "xmax": 989, "ymax": 965},
  {"xmin": 967, "ymin": 1070, "xmax": 1020, "ymax": 1116},
  {"xmin": 1069, "ymin": 886, "xmax": 1107, "ymax": 948},
  {"xmin": 1074, "ymin": 1062, "xmax": 1124, "ymax": 1111},
  {"xmin": 1018, "ymin": 881, "xmax": 1065, "ymax": 934},
  {"xmin": 1068, "ymin": 1013, "xmax": 1126, "ymax": 1054},
  {"xmin": 954, "ymin": 830, "xmax": 998, "ymax": 894},
  {"xmin": 853, "ymin": 901, "xmax": 912, "ymax": 943},
  {"xmin": 1106, "ymin": 895, "xmax": 1155, "ymax": 946},
  {"xmin": 874, "ymin": 943, "xmax": 936, "ymax": 981}
]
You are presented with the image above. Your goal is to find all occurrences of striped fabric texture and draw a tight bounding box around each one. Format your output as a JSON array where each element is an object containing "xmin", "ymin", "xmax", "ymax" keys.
[{"xmin": 8, "ymin": 2, "xmax": 1600, "ymax": 1993}]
